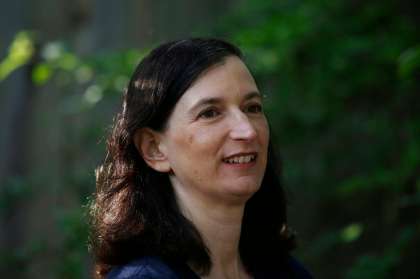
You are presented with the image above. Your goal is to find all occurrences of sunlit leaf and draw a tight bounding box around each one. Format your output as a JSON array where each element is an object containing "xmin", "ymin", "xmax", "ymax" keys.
[
  {"xmin": 41, "ymin": 42, "xmax": 65, "ymax": 61},
  {"xmin": 57, "ymin": 53, "xmax": 79, "ymax": 70},
  {"xmin": 83, "ymin": 84, "xmax": 103, "ymax": 106},
  {"xmin": 75, "ymin": 65, "xmax": 94, "ymax": 84},
  {"xmin": 0, "ymin": 31, "xmax": 35, "ymax": 81},
  {"xmin": 32, "ymin": 63, "xmax": 52, "ymax": 85},
  {"xmin": 340, "ymin": 223, "xmax": 363, "ymax": 243}
]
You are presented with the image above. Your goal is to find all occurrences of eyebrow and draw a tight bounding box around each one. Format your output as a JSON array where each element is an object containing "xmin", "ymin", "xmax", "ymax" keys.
[{"xmin": 189, "ymin": 91, "xmax": 262, "ymax": 112}]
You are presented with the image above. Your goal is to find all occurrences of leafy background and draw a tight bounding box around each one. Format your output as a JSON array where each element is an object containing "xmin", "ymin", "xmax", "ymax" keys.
[{"xmin": 0, "ymin": 0, "xmax": 419, "ymax": 278}]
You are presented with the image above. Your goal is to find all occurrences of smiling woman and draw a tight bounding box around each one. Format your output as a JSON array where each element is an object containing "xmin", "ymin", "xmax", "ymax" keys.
[
  {"xmin": 89, "ymin": 38, "xmax": 313, "ymax": 279},
  {"xmin": 155, "ymin": 56, "xmax": 269, "ymax": 206}
]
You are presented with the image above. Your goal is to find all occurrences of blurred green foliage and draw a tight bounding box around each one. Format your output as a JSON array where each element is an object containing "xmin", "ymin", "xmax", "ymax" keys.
[
  {"xmin": 0, "ymin": 0, "xmax": 419, "ymax": 278},
  {"xmin": 0, "ymin": 31, "xmax": 35, "ymax": 81},
  {"xmin": 214, "ymin": 0, "xmax": 419, "ymax": 278}
]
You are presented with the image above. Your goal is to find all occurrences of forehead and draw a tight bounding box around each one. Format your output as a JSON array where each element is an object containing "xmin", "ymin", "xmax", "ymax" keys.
[{"xmin": 178, "ymin": 56, "xmax": 259, "ymax": 106}]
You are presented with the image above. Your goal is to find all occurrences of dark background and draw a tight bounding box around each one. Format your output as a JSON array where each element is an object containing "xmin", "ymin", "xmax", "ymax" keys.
[{"xmin": 0, "ymin": 0, "xmax": 419, "ymax": 278}]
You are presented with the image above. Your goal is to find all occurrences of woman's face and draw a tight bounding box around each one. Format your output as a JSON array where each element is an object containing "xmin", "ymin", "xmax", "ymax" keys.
[{"xmin": 161, "ymin": 56, "xmax": 269, "ymax": 205}]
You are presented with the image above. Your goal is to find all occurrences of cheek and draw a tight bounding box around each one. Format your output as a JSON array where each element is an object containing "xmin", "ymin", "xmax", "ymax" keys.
[
  {"xmin": 257, "ymin": 119, "xmax": 270, "ymax": 147},
  {"xmin": 257, "ymin": 120, "xmax": 270, "ymax": 169},
  {"xmin": 170, "ymin": 127, "xmax": 220, "ymax": 161},
  {"xmin": 188, "ymin": 134, "xmax": 194, "ymax": 145},
  {"xmin": 185, "ymin": 127, "xmax": 221, "ymax": 148},
  {"xmin": 173, "ymin": 132, "xmax": 197, "ymax": 150},
  {"xmin": 168, "ymin": 129, "xmax": 220, "ymax": 183}
]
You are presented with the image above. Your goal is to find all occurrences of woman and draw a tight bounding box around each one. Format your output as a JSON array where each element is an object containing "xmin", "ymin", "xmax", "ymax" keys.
[{"xmin": 89, "ymin": 38, "xmax": 312, "ymax": 278}]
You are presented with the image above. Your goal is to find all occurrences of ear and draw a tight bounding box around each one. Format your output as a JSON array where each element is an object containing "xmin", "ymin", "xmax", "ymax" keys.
[{"xmin": 133, "ymin": 128, "xmax": 171, "ymax": 173}]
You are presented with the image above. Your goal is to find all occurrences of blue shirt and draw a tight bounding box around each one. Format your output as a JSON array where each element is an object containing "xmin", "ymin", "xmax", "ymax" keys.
[{"xmin": 107, "ymin": 256, "xmax": 313, "ymax": 278}]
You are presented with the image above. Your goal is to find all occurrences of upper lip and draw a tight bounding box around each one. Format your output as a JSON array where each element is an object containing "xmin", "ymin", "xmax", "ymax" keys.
[{"xmin": 222, "ymin": 152, "xmax": 258, "ymax": 161}]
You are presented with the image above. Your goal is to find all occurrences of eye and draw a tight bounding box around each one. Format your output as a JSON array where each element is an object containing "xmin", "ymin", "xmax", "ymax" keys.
[
  {"xmin": 197, "ymin": 107, "xmax": 221, "ymax": 119},
  {"xmin": 245, "ymin": 103, "xmax": 263, "ymax": 114}
]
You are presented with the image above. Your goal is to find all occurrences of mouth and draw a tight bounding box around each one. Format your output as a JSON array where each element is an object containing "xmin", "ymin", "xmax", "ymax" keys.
[{"xmin": 222, "ymin": 153, "xmax": 257, "ymax": 164}]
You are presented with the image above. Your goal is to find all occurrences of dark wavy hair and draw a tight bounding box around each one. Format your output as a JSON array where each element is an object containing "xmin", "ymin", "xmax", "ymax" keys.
[{"xmin": 89, "ymin": 38, "xmax": 295, "ymax": 278}]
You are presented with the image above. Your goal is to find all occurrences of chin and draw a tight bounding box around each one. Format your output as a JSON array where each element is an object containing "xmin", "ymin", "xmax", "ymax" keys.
[{"xmin": 223, "ymin": 181, "xmax": 261, "ymax": 202}]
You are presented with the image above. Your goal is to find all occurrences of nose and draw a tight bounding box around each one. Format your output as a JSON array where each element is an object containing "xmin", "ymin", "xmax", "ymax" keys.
[{"xmin": 229, "ymin": 111, "xmax": 257, "ymax": 141}]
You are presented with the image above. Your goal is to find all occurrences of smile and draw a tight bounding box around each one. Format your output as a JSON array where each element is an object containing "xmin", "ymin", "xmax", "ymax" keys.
[{"xmin": 222, "ymin": 153, "xmax": 257, "ymax": 164}]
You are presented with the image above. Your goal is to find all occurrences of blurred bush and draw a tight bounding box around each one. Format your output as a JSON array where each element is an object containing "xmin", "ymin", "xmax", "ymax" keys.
[{"xmin": 214, "ymin": 0, "xmax": 419, "ymax": 278}]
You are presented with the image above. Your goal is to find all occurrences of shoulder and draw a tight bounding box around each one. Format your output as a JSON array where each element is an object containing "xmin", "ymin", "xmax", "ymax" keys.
[
  {"xmin": 106, "ymin": 257, "xmax": 180, "ymax": 279},
  {"xmin": 254, "ymin": 255, "xmax": 313, "ymax": 279},
  {"xmin": 287, "ymin": 256, "xmax": 314, "ymax": 279}
]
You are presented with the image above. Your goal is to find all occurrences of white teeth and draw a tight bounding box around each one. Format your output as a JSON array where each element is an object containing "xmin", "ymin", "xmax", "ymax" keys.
[{"xmin": 224, "ymin": 155, "xmax": 256, "ymax": 164}]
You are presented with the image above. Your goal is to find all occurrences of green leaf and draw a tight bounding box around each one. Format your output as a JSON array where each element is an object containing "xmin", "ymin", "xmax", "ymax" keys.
[
  {"xmin": 32, "ymin": 63, "xmax": 52, "ymax": 85},
  {"xmin": 0, "ymin": 31, "xmax": 35, "ymax": 81},
  {"xmin": 398, "ymin": 45, "xmax": 420, "ymax": 79},
  {"xmin": 340, "ymin": 223, "xmax": 363, "ymax": 243}
]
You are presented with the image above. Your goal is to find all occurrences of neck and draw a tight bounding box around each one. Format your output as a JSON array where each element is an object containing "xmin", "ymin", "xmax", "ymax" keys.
[{"xmin": 172, "ymin": 180, "xmax": 251, "ymax": 278}]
